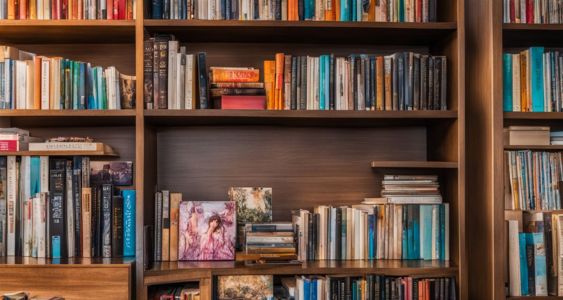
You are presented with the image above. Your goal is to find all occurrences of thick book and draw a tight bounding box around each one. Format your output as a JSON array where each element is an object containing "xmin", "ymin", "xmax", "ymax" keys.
[
  {"xmin": 213, "ymin": 95, "xmax": 267, "ymax": 110},
  {"xmin": 82, "ymin": 187, "xmax": 92, "ymax": 258},
  {"xmin": 49, "ymin": 158, "xmax": 67, "ymax": 259},
  {"xmin": 143, "ymin": 38, "xmax": 154, "ymax": 109},
  {"xmin": 210, "ymin": 67, "xmax": 260, "ymax": 83},
  {"xmin": 169, "ymin": 192, "xmax": 181, "ymax": 261},
  {"xmin": 112, "ymin": 195, "xmax": 124, "ymax": 257},
  {"xmin": 101, "ymin": 184, "xmax": 113, "ymax": 258},
  {"xmin": 122, "ymin": 189, "xmax": 136, "ymax": 257},
  {"xmin": 197, "ymin": 52, "xmax": 209, "ymax": 109},
  {"xmin": 0, "ymin": 157, "xmax": 5, "ymax": 257},
  {"xmin": 161, "ymin": 190, "xmax": 170, "ymax": 261}
]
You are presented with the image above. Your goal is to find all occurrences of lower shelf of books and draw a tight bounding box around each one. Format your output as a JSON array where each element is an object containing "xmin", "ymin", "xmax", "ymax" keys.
[{"xmin": 0, "ymin": 256, "xmax": 134, "ymax": 266}]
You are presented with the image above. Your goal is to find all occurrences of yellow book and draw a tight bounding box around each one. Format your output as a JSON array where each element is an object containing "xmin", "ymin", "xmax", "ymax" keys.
[
  {"xmin": 29, "ymin": 0, "xmax": 37, "ymax": 19},
  {"xmin": 376, "ymin": 56, "xmax": 384, "ymax": 110},
  {"xmin": 274, "ymin": 53, "xmax": 284, "ymax": 110},
  {"xmin": 169, "ymin": 193, "xmax": 181, "ymax": 262},
  {"xmin": 520, "ymin": 50, "xmax": 529, "ymax": 112},
  {"xmin": 264, "ymin": 60, "xmax": 276, "ymax": 110}
]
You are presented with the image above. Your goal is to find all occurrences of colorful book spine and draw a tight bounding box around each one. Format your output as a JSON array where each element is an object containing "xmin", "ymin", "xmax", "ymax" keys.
[
  {"xmin": 504, "ymin": 53, "xmax": 513, "ymax": 112},
  {"xmin": 122, "ymin": 189, "xmax": 136, "ymax": 257}
]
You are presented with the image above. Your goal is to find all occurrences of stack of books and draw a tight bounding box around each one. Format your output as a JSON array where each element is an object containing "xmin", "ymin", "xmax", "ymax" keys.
[
  {"xmin": 503, "ymin": 47, "xmax": 563, "ymax": 112},
  {"xmin": 0, "ymin": 155, "xmax": 136, "ymax": 258},
  {"xmin": 0, "ymin": 128, "xmax": 39, "ymax": 151},
  {"xmin": 507, "ymin": 212, "xmax": 563, "ymax": 296},
  {"xmin": 504, "ymin": 150, "xmax": 562, "ymax": 210},
  {"xmin": 210, "ymin": 67, "xmax": 266, "ymax": 109},
  {"xmin": 0, "ymin": 0, "xmax": 135, "ymax": 20},
  {"xmin": 504, "ymin": 126, "xmax": 550, "ymax": 146},
  {"xmin": 152, "ymin": 285, "xmax": 199, "ymax": 300},
  {"xmin": 379, "ymin": 175, "xmax": 442, "ymax": 204},
  {"xmin": 244, "ymin": 223, "xmax": 296, "ymax": 257},
  {"xmin": 292, "ymin": 203, "xmax": 449, "ymax": 261},
  {"xmin": 551, "ymin": 131, "xmax": 563, "ymax": 145},
  {"xmin": 148, "ymin": 0, "xmax": 438, "ymax": 22},
  {"xmin": 0, "ymin": 46, "xmax": 135, "ymax": 110},
  {"xmin": 291, "ymin": 275, "xmax": 456, "ymax": 299},
  {"xmin": 503, "ymin": 0, "xmax": 563, "ymax": 24}
]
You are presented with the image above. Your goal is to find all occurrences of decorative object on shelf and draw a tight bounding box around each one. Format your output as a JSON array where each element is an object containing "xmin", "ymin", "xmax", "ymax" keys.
[
  {"xmin": 228, "ymin": 187, "xmax": 272, "ymax": 249},
  {"xmin": 217, "ymin": 275, "xmax": 273, "ymax": 300}
]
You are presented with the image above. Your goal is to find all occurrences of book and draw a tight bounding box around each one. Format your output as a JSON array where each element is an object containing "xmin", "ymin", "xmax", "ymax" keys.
[
  {"xmin": 122, "ymin": 189, "xmax": 136, "ymax": 257},
  {"xmin": 49, "ymin": 158, "xmax": 66, "ymax": 258},
  {"xmin": 101, "ymin": 184, "xmax": 113, "ymax": 258},
  {"xmin": 82, "ymin": 187, "xmax": 92, "ymax": 258},
  {"xmin": 169, "ymin": 192, "xmax": 181, "ymax": 261},
  {"xmin": 111, "ymin": 195, "xmax": 123, "ymax": 257},
  {"xmin": 210, "ymin": 67, "xmax": 260, "ymax": 83},
  {"xmin": 161, "ymin": 190, "xmax": 170, "ymax": 261}
]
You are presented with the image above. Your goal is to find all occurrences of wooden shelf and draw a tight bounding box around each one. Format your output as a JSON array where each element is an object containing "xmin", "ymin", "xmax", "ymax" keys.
[
  {"xmin": 144, "ymin": 109, "xmax": 458, "ymax": 126},
  {"xmin": 504, "ymin": 145, "xmax": 563, "ymax": 150},
  {"xmin": 144, "ymin": 260, "xmax": 457, "ymax": 286},
  {"xmin": 371, "ymin": 160, "xmax": 458, "ymax": 169},
  {"xmin": 0, "ymin": 109, "xmax": 136, "ymax": 127},
  {"xmin": 143, "ymin": 20, "xmax": 457, "ymax": 44},
  {"xmin": 504, "ymin": 112, "xmax": 563, "ymax": 120},
  {"xmin": 0, "ymin": 20, "xmax": 135, "ymax": 44},
  {"xmin": 0, "ymin": 257, "xmax": 134, "ymax": 266},
  {"xmin": 0, "ymin": 148, "xmax": 118, "ymax": 157},
  {"xmin": 507, "ymin": 297, "xmax": 563, "ymax": 299},
  {"xmin": 504, "ymin": 23, "xmax": 563, "ymax": 47}
]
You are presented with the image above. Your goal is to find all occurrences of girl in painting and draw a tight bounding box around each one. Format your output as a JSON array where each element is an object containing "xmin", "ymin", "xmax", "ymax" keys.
[
  {"xmin": 200, "ymin": 214, "xmax": 235, "ymax": 260},
  {"xmin": 179, "ymin": 204, "xmax": 202, "ymax": 260}
]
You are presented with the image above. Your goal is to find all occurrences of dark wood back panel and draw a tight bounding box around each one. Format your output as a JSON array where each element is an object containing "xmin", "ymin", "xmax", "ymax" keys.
[{"xmin": 156, "ymin": 125, "xmax": 426, "ymax": 220}]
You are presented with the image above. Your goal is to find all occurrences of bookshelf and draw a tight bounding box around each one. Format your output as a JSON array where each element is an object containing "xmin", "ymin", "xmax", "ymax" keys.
[
  {"xmin": 466, "ymin": 0, "xmax": 563, "ymax": 299},
  {"xmin": 0, "ymin": 0, "xmax": 466, "ymax": 299}
]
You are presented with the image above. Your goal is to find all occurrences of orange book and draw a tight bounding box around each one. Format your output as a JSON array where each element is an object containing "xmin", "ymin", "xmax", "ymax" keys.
[
  {"xmin": 274, "ymin": 53, "xmax": 284, "ymax": 110},
  {"xmin": 77, "ymin": 0, "xmax": 82, "ymax": 19},
  {"xmin": 384, "ymin": 56, "xmax": 392, "ymax": 111},
  {"xmin": 376, "ymin": 56, "xmax": 384, "ymax": 110},
  {"xmin": 520, "ymin": 50, "xmax": 529, "ymax": 112},
  {"xmin": 29, "ymin": 0, "xmax": 36, "ymax": 19},
  {"xmin": 19, "ymin": 0, "xmax": 27, "ymax": 19},
  {"xmin": 368, "ymin": 0, "xmax": 375, "ymax": 21},
  {"xmin": 263, "ymin": 60, "xmax": 275, "ymax": 110},
  {"xmin": 127, "ymin": 0, "xmax": 133, "ymax": 19},
  {"xmin": 324, "ymin": 0, "xmax": 336, "ymax": 20},
  {"xmin": 335, "ymin": 0, "xmax": 340, "ymax": 21},
  {"xmin": 169, "ymin": 193, "xmax": 181, "ymax": 262},
  {"xmin": 33, "ymin": 56, "xmax": 41, "ymax": 110},
  {"xmin": 7, "ymin": 0, "xmax": 15, "ymax": 19},
  {"xmin": 210, "ymin": 67, "xmax": 260, "ymax": 83}
]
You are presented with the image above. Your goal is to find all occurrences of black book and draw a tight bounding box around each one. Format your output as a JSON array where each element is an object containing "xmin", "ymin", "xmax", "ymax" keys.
[
  {"xmin": 291, "ymin": 56, "xmax": 298, "ymax": 110},
  {"xmin": 253, "ymin": 0, "xmax": 259, "ymax": 19},
  {"xmin": 144, "ymin": 38, "xmax": 154, "ymax": 109},
  {"xmin": 545, "ymin": 212, "xmax": 556, "ymax": 295},
  {"xmin": 429, "ymin": 0, "xmax": 436, "ymax": 22},
  {"xmin": 154, "ymin": 191, "xmax": 163, "ymax": 261},
  {"xmin": 72, "ymin": 156, "xmax": 82, "ymax": 257},
  {"xmin": 101, "ymin": 184, "xmax": 113, "ymax": 258},
  {"xmin": 413, "ymin": 54, "xmax": 420, "ymax": 110},
  {"xmin": 329, "ymin": 54, "xmax": 335, "ymax": 110},
  {"xmin": 434, "ymin": 56, "xmax": 441, "ymax": 110},
  {"xmin": 526, "ymin": 240, "xmax": 536, "ymax": 295},
  {"xmin": 49, "ymin": 158, "xmax": 67, "ymax": 259},
  {"xmin": 392, "ymin": 54, "xmax": 399, "ymax": 111},
  {"xmin": 335, "ymin": 207, "xmax": 342, "ymax": 261},
  {"xmin": 300, "ymin": 56, "xmax": 307, "ymax": 110},
  {"xmin": 397, "ymin": 53, "xmax": 405, "ymax": 110},
  {"xmin": 143, "ymin": 225, "xmax": 154, "ymax": 270},
  {"xmin": 275, "ymin": 0, "xmax": 281, "ymax": 19},
  {"xmin": 413, "ymin": 278, "xmax": 418, "ymax": 300},
  {"xmin": 440, "ymin": 56, "xmax": 448, "ymax": 110},
  {"xmin": 112, "ymin": 195, "xmax": 124, "ymax": 258},
  {"xmin": 158, "ymin": 37, "xmax": 169, "ymax": 109},
  {"xmin": 307, "ymin": 213, "xmax": 314, "ymax": 261},
  {"xmin": 420, "ymin": 55, "xmax": 428, "ymax": 110},
  {"xmin": 338, "ymin": 278, "xmax": 345, "ymax": 300},
  {"xmin": 428, "ymin": 57, "xmax": 434, "ymax": 110},
  {"xmin": 197, "ymin": 52, "xmax": 209, "ymax": 109},
  {"xmin": 162, "ymin": 0, "xmax": 170, "ymax": 18},
  {"xmin": 369, "ymin": 56, "xmax": 376, "ymax": 111},
  {"xmin": 406, "ymin": 52, "xmax": 414, "ymax": 110},
  {"xmin": 298, "ymin": 0, "xmax": 303, "ymax": 20}
]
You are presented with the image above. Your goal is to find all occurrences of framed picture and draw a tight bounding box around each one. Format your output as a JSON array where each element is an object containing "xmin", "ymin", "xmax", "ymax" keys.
[
  {"xmin": 217, "ymin": 275, "xmax": 273, "ymax": 300},
  {"xmin": 90, "ymin": 161, "xmax": 133, "ymax": 186}
]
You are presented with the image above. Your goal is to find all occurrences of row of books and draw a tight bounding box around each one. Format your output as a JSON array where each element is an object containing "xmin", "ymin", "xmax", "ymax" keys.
[
  {"xmin": 380, "ymin": 174, "xmax": 442, "ymax": 204},
  {"xmin": 503, "ymin": 47, "xmax": 563, "ymax": 112},
  {"xmin": 293, "ymin": 275, "xmax": 455, "ymax": 300},
  {"xmin": 148, "ymin": 0, "xmax": 438, "ymax": 22},
  {"xmin": 143, "ymin": 36, "xmax": 448, "ymax": 111},
  {"xmin": 152, "ymin": 284, "xmax": 199, "ymax": 300},
  {"xmin": 0, "ymin": 156, "xmax": 136, "ymax": 258},
  {"xmin": 292, "ymin": 203, "xmax": 449, "ymax": 261},
  {"xmin": 504, "ymin": 151, "xmax": 562, "ymax": 211},
  {"xmin": 0, "ymin": 46, "xmax": 135, "ymax": 110},
  {"xmin": 503, "ymin": 0, "xmax": 563, "ymax": 24},
  {"xmin": 507, "ymin": 211, "xmax": 563, "ymax": 296},
  {"xmin": 0, "ymin": 0, "xmax": 136, "ymax": 19}
]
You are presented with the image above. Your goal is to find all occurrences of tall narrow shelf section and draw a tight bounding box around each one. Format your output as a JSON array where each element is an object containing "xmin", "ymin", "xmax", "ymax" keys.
[
  {"xmin": 138, "ymin": 0, "xmax": 465, "ymax": 299},
  {"xmin": 467, "ymin": 1, "xmax": 563, "ymax": 299}
]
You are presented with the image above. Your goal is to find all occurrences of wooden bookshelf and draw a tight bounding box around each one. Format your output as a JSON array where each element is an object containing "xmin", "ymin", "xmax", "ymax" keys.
[
  {"xmin": 467, "ymin": 1, "xmax": 563, "ymax": 299},
  {"xmin": 0, "ymin": 0, "xmax": 466, "ymax": 299}
]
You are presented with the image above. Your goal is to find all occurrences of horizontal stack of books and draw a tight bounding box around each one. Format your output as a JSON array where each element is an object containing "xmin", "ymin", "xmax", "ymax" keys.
[
  {"xmin": 552, "ymin": 131, "xmax": 563, "ymax": 145},
  {"xmin": 0, "ymin": 155, "xmax": 136, "ymax": 258},
  {"xmin": 244, "ymin": 223, "xmax": 296, "ymax": 257},
  {"xmin": 148, "ymin": 0, "xmax": 438, "ymax": 22},
  {"xmin": 503, "ymin": 47, "xmax": 563, "ymax": 112},
  {"xmin": 503, "ymin": 0, "xmax": 563, "ymax": 24},
  {"xmin": 504, "ymin": 150, "xmax": 562, "ymax": 210},
  {"xmin": 507, "ymin": 211, "xmax": 563, "ymax": 296},
  {"xmin": 0, "ymin": 128, "xmax": 41, "ymax": 151},
  {"xmin": 504, "ymin": 126, "xmax": 551, "ymax": 146},
  {"xmin": 0, "ymin": 0, "xmax": 135, "ymax": 19},
  {"xmin": 0, "ymin": 46, "xmax": 136, "ymax": 110},
  {"xmin": 210, "ymin": 67, "xmax": 266, "ymax": 109},
  {"xmin": 292, "ymin": 203, "xmax": 449, "ymax": 261},
  {"xmin": 379, "ymin": 175, "xmax": 442, "ymax": 204},
  {"xmin": 291, "ymin": 275, "xmax": 456, "ymax": 299}
]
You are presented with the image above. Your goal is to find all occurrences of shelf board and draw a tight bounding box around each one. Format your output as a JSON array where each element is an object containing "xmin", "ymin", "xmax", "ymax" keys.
[
  {"xmin": 504, "ymin": 112, "xmax": 563, "ymax": 120},
  {"xmin": 0, "ymin": 109, "xmax": 136, "ymax": 127},
  {"xmin": 0, "ymin": 20, "xmax": 135, "ymax": 44},
  {"xmin": 507, "ymin": 297, "xmax": 563, "ymax": 300},
  {"xmin": 504, "ymin": 145, "xmax": 563, "ymax": 150},
  {"xmin": 371, "ymin": 160, "xmax": 458, "ymax": 169},
  {"xmin": 144, "ymin": 109, "xmax": 458, "ymax": 126},
  {"xmin": 504, "ymin": 23, "xmax": 563, "ymax": 47},
  {"xmin": 143, "ymin": 20, "xmax": 457, "ymax": 44},
  {"xmin": 144, "ymin": 260, "xmax": 457, "ymax": 286},
  {"xmin": 0, "ymin": 256, "xmax": 134, "ymax": 267},
  {"xmin": 0, "ymin": 147, "xmax": 118, "ymax": 157}
]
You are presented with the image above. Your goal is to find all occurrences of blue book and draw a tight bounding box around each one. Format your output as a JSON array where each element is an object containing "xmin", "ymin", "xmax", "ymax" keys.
[
  {"xmin": 52, "ymin": 236, "xmax": 61, "ymax": 259},
  {"xmin": 311, "ymin": 279, "xmax": 317, "ymax": 300},
  {"xmin": 406, "ymin": 206, "xmax": 413, "ymax": 259},
  {"xmin": 368, "ymin": 214, "xmax": 375, "ymax": 259},
  {"xmin": 319, "ymin": 56, "xmax": 325, "ymax": 111},
  {"xmin": 152, "ymin": 0, "xmax": 163, "ymax": 18},
  {"xmin": 519, "ymin": 233, "xmax": 529, "ymax": 296},
  {"xmin": 122, "ymin": 190, "xmax": 136, "ymax": 257},
  {"xmin": 420, "ymin": 205, "xmax": 433, "ymax": 260},
  {"xmin": 351, "ymin": 0, "xmax": 357, "ymax": 21},
  {"xmin": 529, "ymin": 47, "xmax": 545, "ymax": 112},
  {"xmin": 532, "ymin": 232, "xmax": 548, "ymax": 296},
  {"xmin": 433, "ymin": 205, "xmax": 440, "ymax": 260},
  {"xmin": 30, "ymin": 156, "xmax": 40, "ymax": 196},
  {"xmin": 324, "ymin": 56, "xmax": 330, "ymax": 110},
  {"xmin": 304, "ymin": 0, "xmax": 314, "ymax": 20},
  {"xmin": 87, "ymin": 65, "xmax": 96, "ymax": 110},
  {"xmin": 412, "ymin": 206, "xmax": 420, "ymax": 259},
  {"xmin": 340, "ymin": 0, "xmax": 350, "ymax": 21},
  {"xmin": 503, "ymin": 53, "xmax": 513, "ymax": 112},
  {"xmin": 352, "ymin": 280, "xmax": 357, "ymax": 300},
  {"xmin": 398, "ymin": 0, "xmax": 405, "ymax": 21}
]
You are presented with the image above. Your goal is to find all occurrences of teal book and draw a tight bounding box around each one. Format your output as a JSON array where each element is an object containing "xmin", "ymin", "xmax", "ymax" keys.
[
  {"xmin": 303, "ymin": 278, "xmax": 310, "ymax": 300},
  {"xmin": 30, "ymin": 156, "xmax": 40, "ymax": 196},
  {"xmin": 97, "ymin": 67, "xmax": 104, "ymax": 109},
  {"xmin": 102, "ymin": 73, "xmax": 108, "ymax": 109},
  {"xmin": 304, "ymin": 0, "xmax": 314, "ymax": 19},
  {"xmin": 412, "ymin": 205, "xmax": 420, "ymax": 259},
  {"xmin": 340, "ymin": 0, "xmax": 350, "ymax": 21},
  {"xmin": 439, "ymin": 204, "xmax": 446, "ymax": 260},
  {"xmin": 351, "ymin": 0, "xmax": 356, "ymax": 21},
  {"xmin": 324, "ymin": 56, "xmax": 330, "ymax": 110},
  {"xmin": 420, "ymin": 205, "xmax": 433, "ymax": 260},
  {"xmin": 79, "ymin": 63, "xmax": 86, "ymax": 109},
  {"xmin": 503, "ymin": 53, "xmax": 513, "ymax": 112},
  {"xmin": 368, "ymin": 214, "xmax": 375, "ymax": 259},
  {"xmin": 532, "ymin": 232, "xmax": 548, "ymax": 296},
  {"xmin": 434, "ymin": 205, "xmax": 440, "ymax": 260},
  {"xmin": 406, "ymin": 206, "xmax": 413, "ymax": 259},
  {"xmin": 519, "ymin": 233, "xmax": 529, "ymax": 296},
  {"xmin": 122, "ymin": 189, "xmax": 136, "ymax": 257},
  {"xmin": 529, "ymin": 47, "xmax": 545, "ymax": 112},
  {"xmin": 319, "ymin": 56, "xmax": 325, "ymax": 111},
  {"xmin": 72, "ymin": 61, "xmax": 79, "ymax": 109},
  {"xmin": 398, "ymin": 0, "xmax": 405, "ymax": 22}
]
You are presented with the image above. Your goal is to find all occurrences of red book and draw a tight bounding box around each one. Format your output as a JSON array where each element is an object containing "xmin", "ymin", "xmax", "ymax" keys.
[
  {"xmin": 0, "ymin": 140, "xmax": 19, "ymax": 151},
  {"xmin": 416, "ymin": 0, "xmax": 422, "ymax": 22},
  {"xmin": 113, "ymin": 0, "xmax": 119, "ymax": 19},
  {"xmin": 107, "ymin": 0, "xmax": 113, "ymax": 19},
  {"xmin": 526, "ymin": 0, "xmax": 533, "ymax": 23},
  {"xmin": 509, "ymin": 0, "xmax": 515, "ymax": 23},
  {"xmin": 18, "ymin": 0, "xmax": 26, "ymax": 20},
  {"xmin": 215, "ymin": 95, "xmax": 267, "ymax": 110},
  {"xmin": 118, "ymin": 0, "xmax": 126, "ymax": 19}
]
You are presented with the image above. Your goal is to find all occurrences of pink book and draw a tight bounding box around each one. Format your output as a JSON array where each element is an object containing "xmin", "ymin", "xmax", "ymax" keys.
[{"xmin": 215, "ymin": 95, "xmax": 266, "ymax": 110}]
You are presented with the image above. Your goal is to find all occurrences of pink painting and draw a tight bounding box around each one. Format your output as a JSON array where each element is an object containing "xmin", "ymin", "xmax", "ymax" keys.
[{"xmin": 178, "ymin": 201, "xmax": 236, "ymax": 261}]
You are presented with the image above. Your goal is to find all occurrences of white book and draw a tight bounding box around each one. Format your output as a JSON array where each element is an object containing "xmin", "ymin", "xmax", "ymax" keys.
[
  {"xmin": 385, "ymin": 196, "xmax": 443, "ymax": 204},
  {"xmin": 346, "ymin": 207, "xmax": 353, "ymax": 260},
  {"xmin": 40, "ymin": 156, "xmax": 48, "ymax": 193},
  {"xmin": 38, "ymin": 193, "xmax": 47, "ymax": 258},
  {"xmin": 354, "ymin": 208, "xmax": 362, "ymax": 259},
  {"xmin": 508, "ymin": 219, "xmax": 522, "ymax": 296},
  {"xmin": 29, "ymin": 142, "xmax": 104, "ymax": 151},
  {"xmin": 512, "ymin": 54, "xmax": 521, "ymax": 112},
  {"xmin": 167, "ymin": 41, "xmax": 178, "ymax": 109},
  {"xmin": 114, "ymin": 68, "xmax": 121, "ymax": 109},
  {"xmin": 32, "ymin": 196, "xmax": 40, "ymax": 257},
  {"xmin": 40, "ymin": 58, "xmax": 50, "ymax": 110},
  {"xmin": 51, "ymin": 58, "xmax": 61, "ymax": 110},
  {"xmin": 15, "ymin": 60, "xmax": 27, "ymax": 109},
  {"xmin": 297, "ymin": 277, "xmax": 304, "ymax": 300},
  {"xmin": 23, "ymin": 198, "xmax": 32, "ymax": 257},
  {"xmin": 314, "ymin": 57, "xmax": 320, "ymax": 110},
  {"xmin": 185, "ymin": 54, "xmax": 194, "ymax": 109},
  {"xmin": 25, "ymin": 60, "xmax": 34, "ymax": 109},
  {"xmin": 66, "ymin": 161, "xmax": 74, "ymax": 258},
  {"xmin": 330, "ymin": 207, "xmax": 336, "ymax": 260},
  {"xmin": 6, "ymin": 156, "xmax": 16, "ymax": 256},
  {"xmin": 176, "ymin": 53, "xmax": 185, "ymax": 109}
]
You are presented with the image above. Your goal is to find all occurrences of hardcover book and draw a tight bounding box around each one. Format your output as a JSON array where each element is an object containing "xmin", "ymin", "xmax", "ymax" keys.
[
  {"xmin": 217, "ymin": 275, "xmax": 273, "ymax": 300},
  {"xmin": 178, "ymin": 201, "xmax": 236, "ymax": 261}
]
